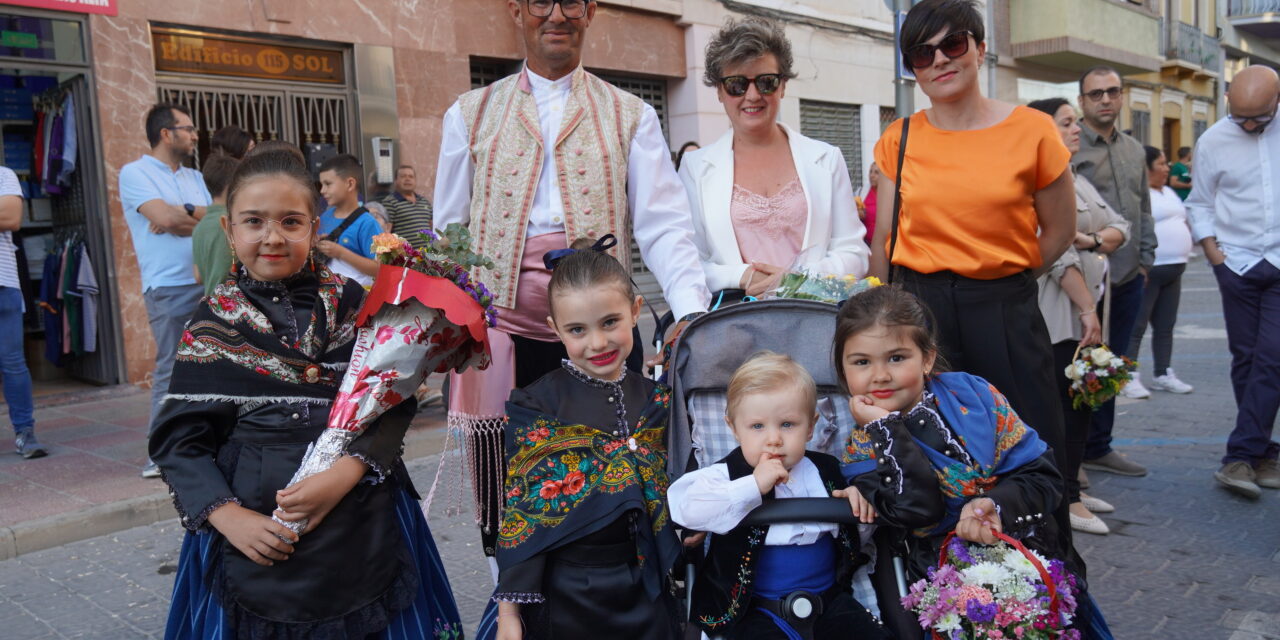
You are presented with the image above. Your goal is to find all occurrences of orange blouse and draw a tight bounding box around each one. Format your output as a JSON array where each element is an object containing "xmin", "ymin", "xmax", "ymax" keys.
[{"xmin": 874, "ymin": 106, "xmax": 1071, "ymax": 280}]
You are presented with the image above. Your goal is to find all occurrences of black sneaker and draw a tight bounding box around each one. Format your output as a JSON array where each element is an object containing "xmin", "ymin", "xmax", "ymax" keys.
[
  {"xmin": 141, "ymin": 460, "xmax": 162, "ymax": 479},
  {"xmin": 15, "ymin": 430, "xmax": 48, "ymax": 459}
]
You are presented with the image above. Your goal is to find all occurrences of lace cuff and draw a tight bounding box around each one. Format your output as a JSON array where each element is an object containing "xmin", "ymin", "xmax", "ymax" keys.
[
  {"xmin": 348, "ymin": 452, "xmax": 390, "ymax": 485},
  {"xmin": 493, "ymin": 591, "xmax": 545, "ymax": 604},
  {"xmin": 861, "ymin": 413, "xmax": 905, "ymax": 495},
  {"xmin": 184, "ymin": 496, "xmax": 241, "ymax": 532}
]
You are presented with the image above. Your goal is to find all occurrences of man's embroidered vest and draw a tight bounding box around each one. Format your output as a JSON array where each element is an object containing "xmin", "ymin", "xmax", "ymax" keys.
[{"xmin": 458, "ymin": 67, "xmax": 644, "ymax": 308}]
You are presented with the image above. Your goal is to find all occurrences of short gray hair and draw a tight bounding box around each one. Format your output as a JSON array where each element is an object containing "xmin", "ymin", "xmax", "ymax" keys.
[{"xmin": 702, "ymin": 17, "xmax": 797, "ymax": 88}]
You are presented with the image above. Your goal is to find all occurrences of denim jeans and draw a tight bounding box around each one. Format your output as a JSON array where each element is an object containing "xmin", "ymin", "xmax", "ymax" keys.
[
  {"xmin": 0, "ymin": 286, "xmax": 35, "ymax": 435},
  {"xmin": 143, "ymin": 284, "xmax": 204, "ymax": 434}
]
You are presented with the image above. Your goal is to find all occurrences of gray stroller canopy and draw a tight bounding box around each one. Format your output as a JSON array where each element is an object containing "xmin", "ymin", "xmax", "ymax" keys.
[{"xmin": 666, "ymin": 298, "xmax": 843, "ymax": 480}]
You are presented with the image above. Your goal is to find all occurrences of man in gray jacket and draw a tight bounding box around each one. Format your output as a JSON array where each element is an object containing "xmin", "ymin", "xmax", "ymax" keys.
[{"xmin": 1072, "ymin": 65, "xmax": 1157, "ymax": 478}]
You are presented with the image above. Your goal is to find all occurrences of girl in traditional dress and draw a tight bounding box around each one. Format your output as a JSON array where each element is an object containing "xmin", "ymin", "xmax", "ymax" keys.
[
  {"xmin": 486, "ymin": 237, "xmax": 681, "ymax": 640},
  {"xmin": 833, "ymin": 286, "xmax": 1072, "ymax": 638},
  {"xmin": 151, "ymin": 149, "xmax": 463, "ymax": 639}
]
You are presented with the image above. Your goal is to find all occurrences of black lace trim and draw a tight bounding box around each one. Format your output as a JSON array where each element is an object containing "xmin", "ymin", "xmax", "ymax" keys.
[
  {"xmin": 492, "ymin": 591, "xmax": 545, "ymax": 604},
  {"xmin": 208, "ymin": 536, "xmax": 421, "ymax": 639}
]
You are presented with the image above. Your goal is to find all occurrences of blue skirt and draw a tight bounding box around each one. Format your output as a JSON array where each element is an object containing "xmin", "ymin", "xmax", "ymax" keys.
[{"xmin": 166, "ymin": 487, "xmax": 464, "ymax": 639}]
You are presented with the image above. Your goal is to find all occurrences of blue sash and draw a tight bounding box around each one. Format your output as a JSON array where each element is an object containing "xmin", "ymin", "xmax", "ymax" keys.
[{"xmin": 754, "ymin": 535, "xmax": 837, "ymax": 600}]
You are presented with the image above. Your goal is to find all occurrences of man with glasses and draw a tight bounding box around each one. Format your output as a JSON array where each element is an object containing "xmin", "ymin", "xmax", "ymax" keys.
[
  {"xmin": 118, "ymin": 103, "xmax": 211, "ymax": 478},
  {"xmin": 433, "ymin": 0, "xmax": 709, "ymax": 575},
  {"xmin": 1186, "ymin": 66, "xmax": 1280, "ymax": 498},
  {"xmin": 1072, "ymin": 66, "xmax": 1157, "ymax": 479}
]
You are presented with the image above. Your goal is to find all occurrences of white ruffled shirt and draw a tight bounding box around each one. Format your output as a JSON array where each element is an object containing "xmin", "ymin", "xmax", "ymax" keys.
[
  {"xmin": 433, "ymin": 65, "xmax": 711, "ymax": 319},
  {"xmin": 668, "ymin": 456, "xmax": 839, "ymax": 546}
]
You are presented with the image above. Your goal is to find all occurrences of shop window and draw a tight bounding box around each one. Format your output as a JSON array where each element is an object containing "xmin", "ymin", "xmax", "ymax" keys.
[
  {"xmin": 1192, "ymin": 119, "xmax": 1208, "ymax": 142},
  {"xmin": 800, "ymin": 99, "xmax": 863, "ymax": 192},
  {"xmin": 157, "ymin": 85, "xmax": 351, "ymax": 170},
  {"xmin": 0, "ymin": 13, "xmax": 85, "ymax": 65},
  {"xmin": 1129, "ymin": 109, "xmax": 1151, "ymax": 145},
  {"xmin": 470, "ymin": 58, "xmax": 519, "ymax": 90}
]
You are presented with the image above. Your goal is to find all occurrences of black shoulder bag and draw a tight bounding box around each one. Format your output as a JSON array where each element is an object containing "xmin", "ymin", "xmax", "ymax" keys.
[
  {"xmin": 324, "ymin": 206, "xmax": 368, "ymax": 243},
  {"xmin": 887, "ymin": 117, "xmax": 910, "ymax": 284}
]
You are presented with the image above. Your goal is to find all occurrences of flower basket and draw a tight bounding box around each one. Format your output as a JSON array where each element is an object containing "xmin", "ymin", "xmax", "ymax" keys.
[
  {"xmin": 1065, "ymin": 343, "xmax": 1137, "ymax": 411},
  {"xmin": 902, "ymin": 529, "xmax": 1079, "ymax": 640}
]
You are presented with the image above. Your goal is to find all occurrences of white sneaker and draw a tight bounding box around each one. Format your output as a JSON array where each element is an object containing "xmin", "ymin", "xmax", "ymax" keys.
[
  {"xmin": 1150, "ymin": 369, "xmax": 1194, "ymax": 394},
  {"xmin": 1120, "ymin": 376, "xmax": 1151, "ymax": 399}
]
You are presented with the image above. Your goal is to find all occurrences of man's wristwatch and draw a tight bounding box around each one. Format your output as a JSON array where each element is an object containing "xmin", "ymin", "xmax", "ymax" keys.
[{"xmin": 183, "ymin": 203, "xmax": 196, "ymax": 217}]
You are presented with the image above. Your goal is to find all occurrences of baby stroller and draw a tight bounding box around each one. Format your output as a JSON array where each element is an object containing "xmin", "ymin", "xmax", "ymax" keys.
[{"xmin": 666, "ymin": 298, "xmax": 899, "ymax": 640}]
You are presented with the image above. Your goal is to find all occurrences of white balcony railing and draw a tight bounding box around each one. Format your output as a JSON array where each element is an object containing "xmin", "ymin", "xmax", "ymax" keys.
[
  {"xmin": 1166, "ymin": 20, "xmax": 1222, "ymax": 70},
  {"xmin": 1229, "ymin": 0, "xmax": 1280, "ymax": 16}
]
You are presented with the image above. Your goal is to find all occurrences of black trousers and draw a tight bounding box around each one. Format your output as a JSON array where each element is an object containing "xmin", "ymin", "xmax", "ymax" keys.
[
  {"xmin": 897, "ymin": 268, "xmax": 1076, "ymax": 567},
  {"xmin": 475, "ymin": 328, "xmax": 645, "ymax": 556},
  {"xmin": 1053, "ymin": 340, "xmax": 1091, "ymax": 505}
]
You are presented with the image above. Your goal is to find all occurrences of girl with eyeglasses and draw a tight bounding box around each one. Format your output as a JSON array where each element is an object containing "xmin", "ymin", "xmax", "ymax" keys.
[
  {"xmin": 678, "ymin": 17, "xmax": 869, "ymax": 302},
  {"xmin": 151, "ymin": 149, "xmax": 463, "ymax": 640}
]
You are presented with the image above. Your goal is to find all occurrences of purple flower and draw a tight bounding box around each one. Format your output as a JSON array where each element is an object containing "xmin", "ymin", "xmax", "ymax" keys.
[
  {"xmin": 949, "ymin": 536, "xmax": 975, "ymax": 565},
  {"xmin": 965, "ymin": 599, "xmax": 998, "ymax": 624}
]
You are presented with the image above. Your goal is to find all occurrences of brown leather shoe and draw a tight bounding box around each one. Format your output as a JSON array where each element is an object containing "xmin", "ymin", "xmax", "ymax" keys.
[
  {"xmin": 1255, "ymin": 459, "xmax": 1280, "ymax": 489},
  {"xmin": 1215, "ymin": 462, "xmax": 1261, "ymax": 499}
]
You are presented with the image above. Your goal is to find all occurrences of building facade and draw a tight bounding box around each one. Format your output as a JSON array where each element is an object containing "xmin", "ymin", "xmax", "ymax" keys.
[
  {"xmin": 0, "ymin": 0, "xmax": 906, "ymax": 390},
  {"xmin": 994, "ymin": 0, "xmax": 1221, "ymax": 161}
]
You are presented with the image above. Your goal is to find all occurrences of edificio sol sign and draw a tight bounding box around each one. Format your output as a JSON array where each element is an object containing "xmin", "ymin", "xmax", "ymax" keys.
[{"xmin": 152, "ymin": 28, "xmax": 344, "ymax": 84}]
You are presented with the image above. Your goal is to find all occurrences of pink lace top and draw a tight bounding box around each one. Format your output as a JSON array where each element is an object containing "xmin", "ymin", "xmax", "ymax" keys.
[{"xmin": 730, "ymin": 178, "xmax": 807, "ymax": 268}]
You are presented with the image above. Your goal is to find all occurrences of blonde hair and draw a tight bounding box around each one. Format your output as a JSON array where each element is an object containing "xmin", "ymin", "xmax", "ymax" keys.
[{"xmin": 726, "ymin": 351, "xmax": 817, "ymax": 419}]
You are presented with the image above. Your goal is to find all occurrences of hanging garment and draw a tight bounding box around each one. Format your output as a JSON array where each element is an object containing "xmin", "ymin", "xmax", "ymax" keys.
[
  {"xmin": 38, "ymin": 250, "xmax": 62, "ymax": 365},
  {"xmin": 76, "ymin": 244, "xmax": 97, "ymax": 353},
  {"xmin": 32, "ymin": 110, "xmax": 45, "ymax": 185},
  {"xmin": 57, "ymin": 93, "xmax": 76, "ymax": 188},
  {"xmin": 43, "ymin": 108, "xmax": 63, "ymax": 196},
  {"xmin": 61, "ymin": 241, "xmax": 82, "ymax": 356}
]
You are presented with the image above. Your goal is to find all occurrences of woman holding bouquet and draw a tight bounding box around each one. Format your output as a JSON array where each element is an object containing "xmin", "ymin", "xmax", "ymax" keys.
[
  {"xmin": 679, "ymin": 17, "xmax": 868, "ymax": 299},
  {"xmin": 151, "ymin": 149, "xmax": 463, "ymax": 639},
  {"xmin": 1028, "ymin": 97, "xmax": 1130, "ymax": 537}
]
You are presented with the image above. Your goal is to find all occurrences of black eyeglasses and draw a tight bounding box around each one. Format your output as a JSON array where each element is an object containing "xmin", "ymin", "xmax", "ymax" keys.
[
  {"xmin": 1228, "ymin": 105, "xmax": 1277, "ymax": 134},
  {"xmin": 526, "ymin": 0, "xmax": 588, "ymax": 19},
  {"xmin": 719, "ymin": 74, "xmax": 783, "ymax": 98},
  {"xmin": 904, "ymin": 30, "xmax": 972, "ymax": 70},
  {"xmin": 1083, "ymin": 87, "xmax": 1123, "ymax": 102}
]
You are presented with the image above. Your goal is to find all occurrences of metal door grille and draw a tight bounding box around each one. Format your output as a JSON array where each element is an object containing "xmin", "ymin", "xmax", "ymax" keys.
[
  {"xmin": 158, "ymin": 84, "xmax": 351, "ymax": 167},
  {"xmin": 597, "ymin": 73, "xmax": 669, "ymax": 140},
  {"xmin": 880, "ymin": 106, "xmax": 897, "ymax": 133},
  {"xmin": 1130, "ymin": 110, "xmax": 1151, "ymax": 145},
  {"xmin": 470, "ymin": 58, "xmax": 519, "ymax": 89},
  {"xmin": 801, "ymin": 100, "xmax": 863, "ymax": 191},
  {"xmin": 1192, "ymin": 119, "xmax": 1208, "ymax": 143}
]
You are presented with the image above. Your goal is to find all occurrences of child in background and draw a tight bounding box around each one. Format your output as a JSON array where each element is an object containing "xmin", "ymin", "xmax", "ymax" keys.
[
  {"xmin": 487, "ymin": 236, "xmax": 681, "ymax": 640},
  {"xmin": 190, "ymin": 152, "xmax": 239, "ymax": 296},
  {"xmin": 669, "ymin": 351, "xmax": 890, "ymax": 640},
  {"xmin": 317, "ymin": 153, "xmax": 382, "ymax": 286}
]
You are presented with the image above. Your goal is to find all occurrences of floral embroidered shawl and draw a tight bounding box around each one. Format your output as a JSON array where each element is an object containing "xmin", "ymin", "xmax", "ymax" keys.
[
  {"xmin": 497, "ymin": 386, "xmax": 681, "ymax": 600},
  {"xmin": 166, "ymin": 267, "xmax": 364, "ymax": 405},
  {"xmin": 844, "ymin": 371, "xmax": 1047, "ymax": 535}
]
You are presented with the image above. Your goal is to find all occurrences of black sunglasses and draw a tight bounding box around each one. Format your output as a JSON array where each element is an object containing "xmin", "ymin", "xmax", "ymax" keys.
[
  {"xmin": 719, "ymin": 74, "xmax": 783, "ymax": 98},
  {"xmin": 904, "ymin": 30, "xmax": 973, "ymax": 70},
  {"xmin": 1228, "ymin": 105, "xmax": 1277, "ymax": 134}
]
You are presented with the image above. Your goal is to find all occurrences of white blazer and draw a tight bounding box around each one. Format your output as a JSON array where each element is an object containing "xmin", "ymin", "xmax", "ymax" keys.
[{"xmin": 677, "ymin": 124, "xmax": 869, "ymax": 293}]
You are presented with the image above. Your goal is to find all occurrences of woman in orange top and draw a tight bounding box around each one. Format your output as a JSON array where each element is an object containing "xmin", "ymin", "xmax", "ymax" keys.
[{"xmin": 866, "ymin": 0, "xmax": 1078, "ymax": 604}]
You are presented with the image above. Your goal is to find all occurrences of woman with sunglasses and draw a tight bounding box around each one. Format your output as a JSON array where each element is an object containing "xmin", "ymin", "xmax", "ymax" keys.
[
  {"xmin": 866, "ymin": 0, "xmax": 1080, "ymax": 576},
  {"xmin": 678, "ymin": 17, "xmax": 868, "ymax": 301}
]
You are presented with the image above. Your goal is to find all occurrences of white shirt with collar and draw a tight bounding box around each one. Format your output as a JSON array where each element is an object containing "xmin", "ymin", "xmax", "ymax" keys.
[
  {"xmin": 1185, "ymin": 116, "xmax": 1280, "ymax": 276},
  {"xmin": 433, "ymin": 65, "xmax": 711, "ymax": 319},
  {"xmin": 668, "ymin": 455, "xmax": 839, "ymax": 546}
]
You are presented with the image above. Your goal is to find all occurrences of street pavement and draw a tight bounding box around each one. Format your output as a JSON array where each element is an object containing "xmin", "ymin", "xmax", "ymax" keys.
[{"xmin": 0, "ymin": 259, "xmax": 1276, "ymax": 639}]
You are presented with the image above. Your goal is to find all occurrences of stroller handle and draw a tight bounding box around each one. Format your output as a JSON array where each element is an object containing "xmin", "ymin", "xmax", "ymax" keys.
[{"xmin": 739, "ymin": 497, "xmax": 860, "ymax": 527}]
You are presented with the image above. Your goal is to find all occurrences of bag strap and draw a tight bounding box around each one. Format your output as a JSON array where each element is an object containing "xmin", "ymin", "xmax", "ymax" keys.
[
  {"xmin": 887, "ymin": 116, "xmax": 910, "ymax": 284},
  {"xmin": 324, "ymin": 206, "xmax": 368, "ymax": 243}
]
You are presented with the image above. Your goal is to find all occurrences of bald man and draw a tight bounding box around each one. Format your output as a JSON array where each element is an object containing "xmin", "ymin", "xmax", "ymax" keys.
[{"xmin": 1186, "ymin": 65, "xmax": 1280, "ymax": 499}]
